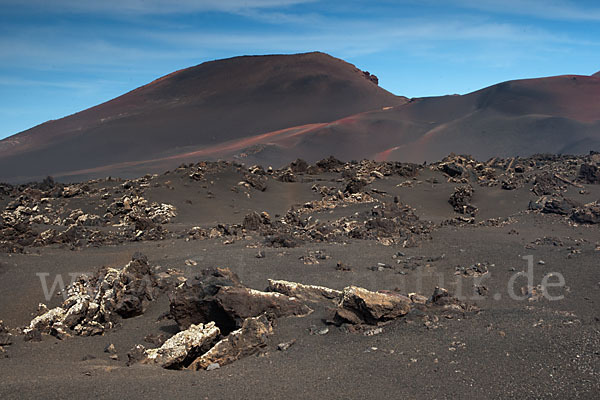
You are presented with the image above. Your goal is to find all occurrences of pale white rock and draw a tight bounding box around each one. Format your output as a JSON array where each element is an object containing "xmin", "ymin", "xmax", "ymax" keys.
[
  {"xmin": 143, "ymin": 322, "xmax": 220, "ymax": 369},
  {"xmin": 267, "ymin": 279, "xmax": 342, "ymax": 303}
]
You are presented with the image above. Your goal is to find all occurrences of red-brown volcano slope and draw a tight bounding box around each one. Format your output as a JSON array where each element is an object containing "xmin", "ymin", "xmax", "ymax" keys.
[
  {"xmin": 239, "ymin": 74, "xmax": 600, "ymax": 165},
  {"xmin": 0, "ymin": 52, "xmax": 404, "ymax": 182}
]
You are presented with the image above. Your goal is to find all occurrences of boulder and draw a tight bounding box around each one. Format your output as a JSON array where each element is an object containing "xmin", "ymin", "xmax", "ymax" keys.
[
  {"xmin": 344, "ymin": 177, "xmax": 369, "ymax": 194},
  {"xmin": 0, "ymin": 321, "xmax": 11, "ymax": 346},
  {"xmin": 541, "ymin": 197, "xmax": 580, "ymax": 215},
  {"xmin": 440, "ymin": 162, "xmax": 465, "ymax": 177},
  {"xmin": 289, "ymin": 159, "xmax": 308, "ymax": 173},
  {"xmin": 187, "ymin": 314, "xmax": 273, "ymax": 371},
  {"xmin": 170, "ymin": 271, "xmax": 312, "ymax": 333},
  {"xmin": 142, "ymin": 322, "xmax": 220, "ymax": 369},
  {"xmin": 169, "ymin": 267, "xmax": 243, "ymax": 331},
  {"xmin": 243, "ymin": 173, "xmax": 267, "ymax": 191},
  {"xmin": 571, "ymin": 202, "xmax": 600, "ymax": 224},
  {"xmin": 333, "ymin": 286, "xmax": 411, "ymax": 325},
  {"xmin": 242, "ymin": 212, "xmax": 270, "ymax": 231},
  {"xmin": 215, "ymin": 286, "xmax": 312, "ymax": 324},
  {"xmin": 267, "ymin": 279, "xmax": 342, "ymax": 303},
  {"xmin": 578, "ymin": 163, "xmax": 600, "ymax": 184},
  {"xmin": 532, "ymin": 173, "xmax": 561, "ymax": 196},
  {"xmin": 277, "ymin": 170, "xmax": 297, "ymax": 182}
]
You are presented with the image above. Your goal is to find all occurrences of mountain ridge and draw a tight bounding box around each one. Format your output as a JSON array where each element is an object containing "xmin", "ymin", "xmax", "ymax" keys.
[
  {"xmin": 1, "ymin": 52, "xmax": 599, "ymax": 182},
  {"xmin": 0, "ymin": 52, "xmax": 404, "ymax": 182}
]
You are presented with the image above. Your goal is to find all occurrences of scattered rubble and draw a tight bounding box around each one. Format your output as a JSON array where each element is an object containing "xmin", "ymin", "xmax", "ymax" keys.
[
  {"xmin": 299, "ymin": 250, "xmax": 329, "ymax": 264},
  {"xmin": 455, "ymin": 262, "xmax": 492, "ymax": 277},
  {"xmin": 1, "ymin": 153, "xmax": 597, "ymax": 254}
]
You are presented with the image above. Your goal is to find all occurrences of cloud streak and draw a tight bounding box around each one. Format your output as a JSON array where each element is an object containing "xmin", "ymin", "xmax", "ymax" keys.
[
  {"xmin": 451, "ymin": 0, "xmax": 600, "ymax": 22},
  {"xmin": 0, "ymin": 0, "xmax": 318, "ymax": 14}
]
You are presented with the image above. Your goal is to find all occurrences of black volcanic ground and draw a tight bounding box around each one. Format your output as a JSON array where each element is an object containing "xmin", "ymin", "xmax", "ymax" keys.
[
  {"xmin": 0, "ymin": 154, "xmax": 599, "ymax": 399},
  {"xmin": 1, "ymin": 52, "xmax": 599, "ymax": 182}
]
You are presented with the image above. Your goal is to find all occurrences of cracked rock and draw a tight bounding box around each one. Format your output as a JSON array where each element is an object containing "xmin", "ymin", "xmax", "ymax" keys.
[
  {"xmin": 333, "ymin": 286, "xmax": 411, "ymax": 325},
  {"xmin": 187, "ymin": 314, "xmax": 273, "ymax": 370},
  {"xmin": 142, "ymin": 322, "xmax": 220, "ymax": 369},
  {"xmin": 170, "ymin": 268, "xmax": 312, "ymax": 334},
  {"xmin": 267, "ymin": 279, "xmax": 342, "ymax": 303}
]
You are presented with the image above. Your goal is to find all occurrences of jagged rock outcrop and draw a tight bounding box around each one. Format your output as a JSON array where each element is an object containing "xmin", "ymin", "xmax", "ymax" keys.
[
  {"xmin": 187, "ymin": 314, "xmax": 273, "ymax": 371},
  {"xmin": 169, "ymin": 268, "xmax": 312, "ymax": 333},
  {"xmin": 24, "ymin": 253, "xmax": 158, "ymax": 338},
  {"xmin": 142, "ymin": 322, "xmax": 220, "ymax": 369}
]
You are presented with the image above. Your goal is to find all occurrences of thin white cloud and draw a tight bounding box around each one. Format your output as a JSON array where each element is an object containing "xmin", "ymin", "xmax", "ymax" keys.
[
  {"xmin": 1, "ymin": 14, "xmax": 594, "ymax": 74},
  {"xmin": 0, "ymin": 77, "xmax": 125, "ymax": 91},
  {"xmin": 0, "ymin": 0, "xmax": 318, "ymax": 14},
  {"xmin": 451, "ymin": 0, "xmax": 600, "ymax": 21}
]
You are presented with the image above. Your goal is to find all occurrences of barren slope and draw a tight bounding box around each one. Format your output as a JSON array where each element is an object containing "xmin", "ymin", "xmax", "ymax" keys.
[
  {"xmin": 242, "ymin": 74, "xmax": 600, "ymax": 164},
  {"xmin": 0, "ymin": 52, "xmax": 403, "ymax": 182}
]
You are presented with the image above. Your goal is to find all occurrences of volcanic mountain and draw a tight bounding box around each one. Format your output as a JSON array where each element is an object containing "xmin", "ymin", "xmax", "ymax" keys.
[
  {"xmin": 0, "ymin": 52, "xmax": 404, "ymax": 182},
  {"xmin": 254, "ymin": 73, "xmax": 600, "ymax": 164},
  {"xmin": 1, "ymin": 52, "xmax": 599, "ymax": 182}
]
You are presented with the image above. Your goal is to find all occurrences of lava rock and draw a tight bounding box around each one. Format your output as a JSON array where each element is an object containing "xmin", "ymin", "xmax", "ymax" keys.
[
  {"xmin": 24, "ymin": 253, "xmax": 158, "ymax": 338},
  {"xmin": 578, "ymin": 163, "xmax": 600, "ymax": 184},
  {"xmin": 571, "ymin": 202, "xmax": 600, "ymax": 224},
  {"xmin": 289, "ymin": 159, "xmax": 308, "ymax": 173},
  {"xmin": 0, "ymin": 321, "xmax": 12, "ymax": 345},
  {"xmin": 169, "ymin": 267, "xmax": 242, "ymax": 331},
  {"xmin": 344, "ymin": 177, "xmax": 369, "ymax": 194},
  {"xmin": 541, "ymin": 197, "xmax": 580, "ymax": 215},
  {"xmin": 440, "ymin": 162, "xmax": 465, "ymax": 177},
  {"xmin": 267, "ymin": 279, "xmax": 342, "ymax": 303},
  {"xmin": 427, "ymin": 287, "xmax": 479, "ymax": 313},
  {"xmin": 142, "ymin": 322, "xmax": 220, "ymax": 369},
  {"xmin": 187, "ymin": 314, "xmax": 273, "ymax": 370},
  {"xmin": 449, "ymin": 185, "xmax": 477, "ymax": 216},
  {"xmin": 333, "ymin": 286, "xmax": 411, "ymax": 325}
]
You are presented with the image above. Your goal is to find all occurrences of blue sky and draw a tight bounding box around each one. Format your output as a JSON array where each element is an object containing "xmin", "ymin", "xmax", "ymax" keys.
[{"xmin": 1, "ymin": 0, "xmax": 600, "ymax": 140}]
